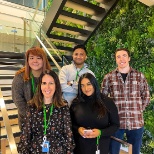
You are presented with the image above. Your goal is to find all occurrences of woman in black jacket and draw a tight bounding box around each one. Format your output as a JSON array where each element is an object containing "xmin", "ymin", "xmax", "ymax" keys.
[{"xmin": 70, "ymin": 73, "xmax": 119, "ymax": 154}]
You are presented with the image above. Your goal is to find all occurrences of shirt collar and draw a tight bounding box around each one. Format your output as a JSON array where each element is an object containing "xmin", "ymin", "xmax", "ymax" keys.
[
  {"xmin": 115, "ymin": 67, "xmax": 135, "ymax": 73},
  {"xmin": 72, "ymin": 61, "xmax": 88, "ymax": 68}
]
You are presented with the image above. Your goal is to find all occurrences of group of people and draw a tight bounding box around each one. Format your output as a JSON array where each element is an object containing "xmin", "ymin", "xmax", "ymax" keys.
[{"xmin": 12, "ymin": 45, "xmax": 150, "ymax": 154}]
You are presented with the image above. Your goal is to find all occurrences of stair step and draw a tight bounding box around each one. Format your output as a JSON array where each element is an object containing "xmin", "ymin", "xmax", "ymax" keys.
[
  {"xmin": 0, "ymin": 58, "xmax": 24, "ymax": 65},
  {"xmin": 0, "ymin": 79, "xmax": 13, "ymax": 85},
  {"xmin": 0, "ymin": 109, "xmax": 18, "ymax": 121},
  {"xmin": 3, "ymin": 96, "xmax": 12, "ymax": 101},
  {"xmin": 0, "ymin": 125, "xmax": 20, "ymax": 138},
  {"xmin": 0, "ymin": 51, "xmax": 24, "ymax": 59},
  {"xmin": 0, "ymin": 66, "xmax": 21, "ymax": 71},
  {"xmin": 1, "ymin": 87, "xmax": 12, "ymax": 91},
  {"xmin": 54, "ymin": 45, "xmax": 74, "ymax": 53},
  {"xmin": 5, "ymin": 103, "xmax": 17, "ymax": 110},
  {"xmin": 0, "ymin": 70, "xmax": 17, "ymax": 75},
  {"xmin": 0, "ymin": 76, "xmax": 14, "ymax": 80},
  {"xmin": 1, "ymin": 90, "xmax": 12, "ymax": 97},
  {"xmin": 65, "ymin": 0, "xmax": 105, "ymax": 15},
  {"xmin": 49, "ymin": 34, "xmax": 84, "ymax": 44},
  {"xmin": 0, "ymin": 103, "xmax": 17, "ymax": 110},
  {"xmin": 1, "ymin": 118, "xmax": 18, "ymax": 127},
  {"xmin": 61, "ymin": 10, "xmax": 97, "ymax": 26},
  {"xmin": 54, "ymin": 23, "xmax": 91, "ymax": 35},
  {"xmin": 0, "ymin": 137, "xmax": 20, "ymax": 153},
  {"xmin": 4, "ymin": 100, "xmax": 14, "ymax": 104}
]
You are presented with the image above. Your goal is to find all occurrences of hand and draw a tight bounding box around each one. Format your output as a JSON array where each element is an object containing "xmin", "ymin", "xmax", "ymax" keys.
[
  {"xmin": 84, "ymin": 128, "xmax": 100, "ymax": 138},
  {"xmin": 78, "ymin": 127, "xmax": 86, "ymax": 138},
  {"xmin": 67, "ymin": 81, "xmax": 72, "ymax": 86},
  {"xmin": 67, "ymin": 81, "xmax": 74, "ymax": 86}
]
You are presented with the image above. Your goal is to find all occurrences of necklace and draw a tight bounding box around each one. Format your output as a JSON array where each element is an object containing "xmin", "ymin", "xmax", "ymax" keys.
[{"xmin": 44, "ymin": 105, "xmax": 49, "ymax": 112}]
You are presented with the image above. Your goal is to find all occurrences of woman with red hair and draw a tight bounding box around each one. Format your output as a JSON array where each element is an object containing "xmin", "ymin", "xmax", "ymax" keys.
[{"xmin": 12, "ymin": 47, "xmax": 51, "ymax": 130}]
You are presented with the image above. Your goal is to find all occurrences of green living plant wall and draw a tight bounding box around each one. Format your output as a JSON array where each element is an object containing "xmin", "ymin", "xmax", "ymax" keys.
[{"xmin": 86, "ymin": 0, "xmax": 154, "ymax": 153}]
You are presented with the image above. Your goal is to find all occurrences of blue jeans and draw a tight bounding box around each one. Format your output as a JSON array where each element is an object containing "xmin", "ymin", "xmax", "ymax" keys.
[{"xmin": 109, "ymin": 127, "xmax": 144, "ymax": 154}]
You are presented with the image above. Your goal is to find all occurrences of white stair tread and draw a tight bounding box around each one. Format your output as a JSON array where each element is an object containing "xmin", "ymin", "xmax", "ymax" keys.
[
  {"xmin": 1, "ymin": 90, "xmax": 12, "ymax": 97},
  {"xmin": 0, "ymin": 85, "xmax": 12, "ymax": 88},
  {"xmin": 6, "ymin": 103, "xmax": 17, "ymax": 110},
  {"xmin": 0, "ymin": 80, "xmax": 13, "ymax": 85}
]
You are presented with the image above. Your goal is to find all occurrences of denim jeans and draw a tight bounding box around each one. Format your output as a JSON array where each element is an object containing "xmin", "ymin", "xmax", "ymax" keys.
[{"xmin": 109, "ymin": 127, "xmax": 144, "ymax": 154}]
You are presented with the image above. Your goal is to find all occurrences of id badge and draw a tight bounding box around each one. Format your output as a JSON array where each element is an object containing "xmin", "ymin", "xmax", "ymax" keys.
[
  {"xmin": 42, "ymin": 140, "xmax": 50, "ymax": 152},
  {"xmin": 95, "ymin": 150, "xmax": 100, "ymax": 154}
]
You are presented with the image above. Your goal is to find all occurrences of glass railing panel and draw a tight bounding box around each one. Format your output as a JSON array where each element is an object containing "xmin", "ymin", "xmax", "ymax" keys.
[
  {"xmin": 3, "ymin": 0, "xmax": 48, "ymax": 11},
  {"xmin": 22, "ymin": 17, "xmax": 61, "ymax": 70},
  {"xmin": 27, "ymin": 14, "xmax": 63, "ymax": 60},
  {"xmin": 0, "ymin": 20, "xmax": 26, "ymax": 53}
]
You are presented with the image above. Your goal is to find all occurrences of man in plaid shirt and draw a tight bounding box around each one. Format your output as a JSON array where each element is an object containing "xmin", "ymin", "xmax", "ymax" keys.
[{"xmin": 101, "ymin": 48, "xmax": 150, "ymax": 154}]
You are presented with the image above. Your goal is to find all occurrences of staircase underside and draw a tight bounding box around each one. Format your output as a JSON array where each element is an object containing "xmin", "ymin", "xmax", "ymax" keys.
[{"xmin": 42, "ymin": 0, "xmax": 118, "ymax": 55}]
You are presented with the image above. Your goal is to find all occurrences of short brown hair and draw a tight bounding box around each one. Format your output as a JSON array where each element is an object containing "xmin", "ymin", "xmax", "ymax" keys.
[{"xmin": 115, "ymin": 48, "xmax": 130, "ymax": 58}]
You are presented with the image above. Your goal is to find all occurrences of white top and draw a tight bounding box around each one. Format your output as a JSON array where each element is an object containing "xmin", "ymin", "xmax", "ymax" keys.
[{"xmin": 59, "ymin": 62, "xmax": 94, "ymax": 106}]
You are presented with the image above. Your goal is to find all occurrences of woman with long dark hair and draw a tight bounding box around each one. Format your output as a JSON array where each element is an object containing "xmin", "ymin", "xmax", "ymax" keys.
[
  {"xmin": 70, "ymin": 73, "xmax": 119, "ymax": 154},
  {"xmin": 18, "ymin": 70, "xmax": 75, "ymax": 153}
]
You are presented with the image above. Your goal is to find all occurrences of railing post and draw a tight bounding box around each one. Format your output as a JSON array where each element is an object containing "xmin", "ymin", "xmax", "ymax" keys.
[
  {"xmin": 111, "ymin": 136, "xmax": 132, "ymax": 154},
  {"xmin": 1, "ymin": 138, "xmax": 6, "ymax": 154},
  {"xmin": 128, "ymin": 144, "xmax": 132, "ymax": 154},
  {"xmin": 0, "ymin": 89, "xmax": 18, "ymax": 154}
]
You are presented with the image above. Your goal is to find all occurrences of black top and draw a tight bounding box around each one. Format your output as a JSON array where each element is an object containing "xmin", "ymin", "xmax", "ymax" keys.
[
  {"xmin": 18, "ymin": 104, "xmax": 75, "ymax": 154},
  {"xmin": 121, "ymin": 73, "xmax": 128, "ymax": 82},
  {"xmin": 70, "ymin": 94, "xmax": 119, "ymax": 154}
]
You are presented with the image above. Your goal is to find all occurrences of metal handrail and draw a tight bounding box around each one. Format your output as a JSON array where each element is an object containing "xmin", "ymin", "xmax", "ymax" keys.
[
  {"xmin": 26, "ymin": 1, "xmax": 64, "ymax": 64},
  {"xmin": 41, "ymin": 32, "xmax": 62, "ymax": 61},
  {"xmin": 0, "ymin": 88, "xmax": 18, "ymax": 154},
  {"xmin": 32, "ymin": 0, "xmax": 43, "ymax": 21},
  {"xmin": 111, "ymin": 136, "xmax": 132, "ymax": 154}
]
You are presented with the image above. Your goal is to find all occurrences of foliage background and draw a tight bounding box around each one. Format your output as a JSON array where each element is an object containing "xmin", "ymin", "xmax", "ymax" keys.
[{"xmin": 86, "ymin": 0, "xmax": 154, "ymax": 153}]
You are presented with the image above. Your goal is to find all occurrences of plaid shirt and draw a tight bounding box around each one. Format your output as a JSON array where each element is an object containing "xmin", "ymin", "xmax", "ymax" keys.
[{"xmin": 101, "ymin": 67, "xmax": 150, "ymax": 130}]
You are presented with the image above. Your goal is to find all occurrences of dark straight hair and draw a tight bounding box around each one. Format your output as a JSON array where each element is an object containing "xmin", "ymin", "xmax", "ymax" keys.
[
  {"xmin": 77, "ymin": 73, "xmax": 107, "ymax": 117},
  {"xmin": 28, "ymin": 70, "xmax": 65, "ymax": 109}
]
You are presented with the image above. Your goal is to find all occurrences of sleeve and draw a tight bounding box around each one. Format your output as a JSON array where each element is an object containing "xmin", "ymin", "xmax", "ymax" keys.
[
  {"xmin": 12, "ymin": 74, "xmax": 27, "ymax": 117},
  {"xmin": 140, "ymin": 73, "xmax": 150, "ymax": 110},
  {"xmin": 59, "ymin": 66, "xmax": 78, "ymax": 94},
  {"xmin": 101, "ymin": 97, "xmax": 120, "ymax": 137},
  {"xmin": 62, "ymin": 105, "xmax": 75, "ymax": 153},
  {"xmin": 69, "ymin": 102, "xmax": 80, "ymax": 134},
  {"xmin": 17, "ymin": 107, "xmax": 32, "ymax": 153},
  {"xmin": 101, "ymin": 74, "xmax": 110, "ymax": 96}
]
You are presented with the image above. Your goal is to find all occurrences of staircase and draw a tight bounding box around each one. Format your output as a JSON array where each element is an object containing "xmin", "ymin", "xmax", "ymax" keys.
[
  {"xmin": 0, "ymin": 51, "xmax": 24, "ymax": 153},
  {"xmin": 42, "ymin": 0, "xmax": 118, "ymax": 55}
]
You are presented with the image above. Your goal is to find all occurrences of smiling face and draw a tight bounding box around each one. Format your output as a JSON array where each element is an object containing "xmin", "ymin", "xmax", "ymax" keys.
[
  {"xmin": 28, "ymin": 53, "xmax": 43, "ymax": 72},
  {"xmin": 81, "ymin": 78, "xmax": 94, "ymax": 96},
  {"xmin": 72, "ymin": 48, "xmax": 87, "ymax": 68},
  {"xmin": 115, "ymin": 50, "xmax": 130, "ymax": 69},
  {"xmin": 41, "ymin": 74, "xmax": 56, "ymax": 101}
]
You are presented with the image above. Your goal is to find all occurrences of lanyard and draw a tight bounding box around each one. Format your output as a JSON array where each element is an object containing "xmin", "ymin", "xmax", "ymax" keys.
[
  {"xmin": 43, "ymin": 104, "xmax": 54, "ymax": 135},
  {"xmin": 75, "ymin": 66, "xmax": 84, "ymax": 81},
  {"xmin": 96, "ymin": 130, "xmax": 102, "ymax": 150},
  {"xmin": 30, "ymin": 72, "xmax": 38, "ymax": 94}
]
